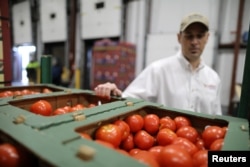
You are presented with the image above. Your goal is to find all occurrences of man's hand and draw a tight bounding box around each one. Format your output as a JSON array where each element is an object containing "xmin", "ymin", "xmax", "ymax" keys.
[{"xmin": 94, "ymin": 82, "xmax": 122, "ymax": 99}]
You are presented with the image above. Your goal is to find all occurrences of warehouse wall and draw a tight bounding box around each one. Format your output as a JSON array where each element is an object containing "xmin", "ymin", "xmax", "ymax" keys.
[
  {"xmin": 215, "ymin": 0, "xmax": 250, "ymax": 106},
  {"xmin": 10, "ymin": 0, "xmax": 250, "ymax": 108}
]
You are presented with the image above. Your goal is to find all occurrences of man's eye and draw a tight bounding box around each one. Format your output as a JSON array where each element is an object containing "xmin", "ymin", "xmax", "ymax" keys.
[
  {"xmin": 197, "ymin": 34, "xmax": 204, "ymax": 39},
  {"xmin": 184, "ymin": 34, "xmax": 204, "ymax": 40},
  {"xmin": 185, "ymin": 35, "xmax": 193, "ymax": 39}
]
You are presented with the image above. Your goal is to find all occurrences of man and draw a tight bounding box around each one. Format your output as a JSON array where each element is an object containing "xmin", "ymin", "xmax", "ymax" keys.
[{"xmin": 94, "ymin": 13, "xmax": 222, "ymax": 115}]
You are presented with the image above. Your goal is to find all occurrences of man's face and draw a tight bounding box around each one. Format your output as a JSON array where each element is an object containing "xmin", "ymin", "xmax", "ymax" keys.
[{"xmin": 178, "ymin": 23, "xmax": 209, "ymax": 63}]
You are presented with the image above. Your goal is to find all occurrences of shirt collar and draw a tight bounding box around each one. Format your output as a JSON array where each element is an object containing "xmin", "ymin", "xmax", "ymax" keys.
[{"xmin": 177, "ymin": 51, "xmax": 205, "ymax": 71}]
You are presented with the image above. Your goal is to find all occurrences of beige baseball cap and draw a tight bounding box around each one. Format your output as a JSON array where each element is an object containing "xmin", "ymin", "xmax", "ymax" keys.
[{"xmin": 180, "ymin": 13, "xmax": 209, "ymax": 32}]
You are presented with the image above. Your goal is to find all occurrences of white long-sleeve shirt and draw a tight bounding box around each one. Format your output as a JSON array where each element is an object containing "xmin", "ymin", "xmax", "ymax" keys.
[{"xmin": 123, "ymin": 51, "xmax": 222, "ymax": 115}]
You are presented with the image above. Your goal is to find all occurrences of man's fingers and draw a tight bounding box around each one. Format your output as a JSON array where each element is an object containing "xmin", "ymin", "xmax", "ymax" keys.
[
  {"xmin": 94, "ymin": 86, "xmax": 111, "ymax": 97},
  {"xmin": 111, "ymin": 89, "xmax": 122, "ymax": 97},
  {"xmin": 94, "ymin": 82, "xmax": 122, "ymax": 98}
]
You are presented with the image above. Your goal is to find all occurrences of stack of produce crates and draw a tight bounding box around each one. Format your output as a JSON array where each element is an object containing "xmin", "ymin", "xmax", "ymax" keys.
[
  {"xmin": 0, "ymin": 84, "xmax": 249, "ymax": 167},
  {"xmin": 91, "ymin": 40, "xmax": 136, "ymax": 91}
]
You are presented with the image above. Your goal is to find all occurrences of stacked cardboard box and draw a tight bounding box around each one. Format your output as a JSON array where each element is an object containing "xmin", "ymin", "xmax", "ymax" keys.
[{"xmin": 91, "ymin": 40, "xmax": 136, "ymax": 90}]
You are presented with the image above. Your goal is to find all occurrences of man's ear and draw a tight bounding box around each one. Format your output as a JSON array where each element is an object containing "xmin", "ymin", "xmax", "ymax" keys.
[
  {"xmin": 205, "ymin": 32, "xmax": 209, "ymax": 44},
  {"xmin": 177, "ymin": 33, "xmax": 181, "ymax": 43}
]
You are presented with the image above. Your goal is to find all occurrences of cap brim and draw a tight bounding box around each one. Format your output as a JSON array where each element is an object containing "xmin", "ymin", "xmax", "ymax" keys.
[{"xmin": 181, "ymin": 21, "xmax": 209, "ymax": 32}]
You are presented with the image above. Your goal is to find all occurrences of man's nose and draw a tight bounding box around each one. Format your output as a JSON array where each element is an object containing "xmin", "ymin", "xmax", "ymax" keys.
[{"xmin": 191, "ymin": 36, "xmax": 200, "ymax": 44}]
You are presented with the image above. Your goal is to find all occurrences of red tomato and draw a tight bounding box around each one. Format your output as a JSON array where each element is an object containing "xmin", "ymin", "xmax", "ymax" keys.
[
  {"xmin": 195, "ymin": 138, "xmax": 206, "ymax": 150},
  {"xmin": 73, "ymin": 104, "xmax": 85, "ymax": 111},
  {"xmin": 6, "ymin": 91, "xmax": 14, "ymax": 96},
  {"xmin": 42, "ymin": 88, "xmax": 52, "ymax": 93},
  {"xmin": 148, "ymin": 146, "xmax": 164, "ymax": 164},
  {"xmin": 95, "ymin": 139, "xmax": 115, "ymax": 149},
  {"xmin": 0, "ymin": 143, "xmax": 20, "ymax": 167},
  {"xmin": 30, "ymin": 91, "xmax": 39, "ymax": 94},
  {"xmin": 63, "ymin": 106, "xmax": 72, "ymax": 112},
  {"xmin": 0, "ymin": 92, "xmax": 5, "ymax": 98},
  {"xmin": 176, "ymin": 126, "xmax": 199, "ymax": 143},
  {"xmin": 0, "ymin": 91, "xmax": 13, "ymax": 98},
  {"xmin": 95, "ymin": 124, "xmax": 122, "ymax": 148},
  {"xmin": 192, "ymin": 149, "xmax": 208, "ymax": 167},
  {"xmin": 144, "ymin": 114, "xmax": 160, "ymax": 135},
  {"xmin": 159, "ymin": 144, "xmax": 193, "ymax": 167},
  {"xmin": 52, "ymin": 108, "xmax": 68, "ymax": 115},
  {"xmin": 172, "ymin": 137, "xmax": 198, "ymax": 155},
  {"xmin": 13, "ymin": 91, "xmax": 22, "ymax": 96},
  {"xmin": 129, "ymin": 148, "xmax": 141, "ymax": 156},
  {"xmin": 21, "ymin": 89, "xmax": 31, "ymax": 95},
  {"xmin": 120, "ymin": 133, "xmax": 134, "ymax": 151},
  {"xmin": 174, "ymin": 116, "xmax": 191, "ymax": 129},
  {"xmin": 79, "ymin": 132, "xmax": 92, "ymax": 140},
  {"xmin": 125, "ymin": 114, "xmax": 144, "ymax": 133},
  {"xmin": 88, "ymin": 103, "xmax": 96, "ymax": 108},
  {"xmin": 134, "ymin": 130, "xmax": 155, "ymax": 150},
  {"xmin": 210, "ymin": 138, "xmax": 224, "ymax": 151},
  {"xmin": 132, "ymin": 150, "xmax": 159, "ymax": 167},
  {"xmin": 156, "ymin": 128, "xmax": 177, "ymax": 146},
  {"xmin": 114, "ymin": 120, "xmax": 130, "ymax": 141},
  {"xmin": 159, "ymin": 116, "xmax": 176, "ymax": 132},
  {"xmin": 202, "ymin": 126, "xmax": 225, "ymax": 149},
  {"xmin": 30, "ymin": 100, "xmax": 52, "ymax": 116},
  {"xmin": 70, "ymin": 106, "xmax": 80, "ymax": 112}
]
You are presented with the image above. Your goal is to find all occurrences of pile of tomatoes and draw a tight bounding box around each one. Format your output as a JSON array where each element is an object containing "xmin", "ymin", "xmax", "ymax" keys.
[
  {"xmin": 0, "ymin": 142, "xmax": 36, "ymax": 167},
  {"xmin": 29, "ymin": 99, "xmax": 96, "ymax": 116},
  {"xmin": 0, "ymin": 88, "xmax": 53, "ymax": 98},
  {"xmin": 79, "ymin": 113, "xmax": 228, "ymax": 167}
]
